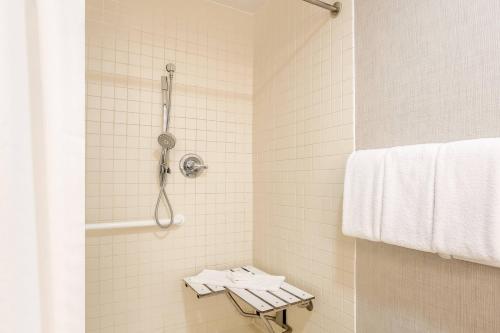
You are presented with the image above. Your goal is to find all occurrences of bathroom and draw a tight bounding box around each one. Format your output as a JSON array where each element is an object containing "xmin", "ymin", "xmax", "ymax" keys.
[{"xmin": 2, "ymin": 0, "xmax": 500, "ymax": 332}]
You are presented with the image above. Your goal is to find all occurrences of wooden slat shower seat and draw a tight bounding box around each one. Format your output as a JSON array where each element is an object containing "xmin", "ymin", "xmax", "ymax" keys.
[{"xmin": 184, "ymin": 266, "xmax": 314, "ymax": 333}]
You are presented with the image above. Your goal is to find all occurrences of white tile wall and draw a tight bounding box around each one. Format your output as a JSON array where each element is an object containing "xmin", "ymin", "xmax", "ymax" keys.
[
  {"xmin": 85, "ymin": 0, "xmax": 256, "ymax": 332},
  {"xmin": 253, "ymin": 1, "xmax": 355, "ymax": 332}
]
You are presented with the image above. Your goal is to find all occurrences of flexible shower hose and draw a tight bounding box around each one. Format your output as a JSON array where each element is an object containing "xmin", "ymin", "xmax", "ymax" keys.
[{"xmin": 154, "ymin": 149, "xmax": 174, "ymax": 229}]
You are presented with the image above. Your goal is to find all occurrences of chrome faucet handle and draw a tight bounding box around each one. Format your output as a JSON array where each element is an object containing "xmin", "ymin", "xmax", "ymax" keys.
[
  {"xmin": 193, "ymin": 164, "xmax": 208, "ymax": 171},
  {"xmin": 186, "ymin": 159, "xmax": 208, "ymax": 171}
]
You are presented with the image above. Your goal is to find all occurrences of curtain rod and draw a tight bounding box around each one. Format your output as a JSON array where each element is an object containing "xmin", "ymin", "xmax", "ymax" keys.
[{"xmin": 302, "ymin": 0, "xmax": 342, "ymax": 16}]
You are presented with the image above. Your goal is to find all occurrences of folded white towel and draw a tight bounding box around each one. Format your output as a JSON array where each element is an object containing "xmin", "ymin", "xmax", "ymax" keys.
[
  {"xmin": 227, "ymin": 271, "xmax": 285, "ymax": 291},
  {"xmin": 342, "ymin": 148, "xmax": 387, "ymax": 241},
  {"xmin": 380, "ymin": 143, "xmax": 441, "ymax": 252},
  {"xmin": 189, "ymin": 269, "xmax": 229, "ymax": 286},
  {"xmin": 189, "ymin": 269, "xmax": 285, "ymax": 291},
  {"xmin": 227, "ymin": 271, "xmax": 254, "ymax": 283},
  {"xmin": 433, "ymin": 138, "xmax": 500, "ymax": 265}
]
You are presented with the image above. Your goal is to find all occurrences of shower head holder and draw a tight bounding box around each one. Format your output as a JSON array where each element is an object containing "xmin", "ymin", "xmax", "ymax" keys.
[{"xmin": 166, "ymin": 63, "xmax": 176, "ymax": 73}]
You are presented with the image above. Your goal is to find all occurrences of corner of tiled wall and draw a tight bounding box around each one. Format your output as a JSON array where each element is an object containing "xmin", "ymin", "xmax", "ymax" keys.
[{"xmin": 252, "ymin": 0, "xmax": 355, "ymax": 332}]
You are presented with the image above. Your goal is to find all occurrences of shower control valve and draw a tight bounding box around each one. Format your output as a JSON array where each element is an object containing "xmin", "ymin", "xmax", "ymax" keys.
[{"xmin": 179, "ymin": 154, "xmax": 207, "ymax": 178}]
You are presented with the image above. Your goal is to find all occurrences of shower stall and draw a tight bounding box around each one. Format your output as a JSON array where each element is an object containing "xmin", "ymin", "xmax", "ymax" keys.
[{"xmin": 85, "ymin": 0, "xmax": 354, "ymax": 332}]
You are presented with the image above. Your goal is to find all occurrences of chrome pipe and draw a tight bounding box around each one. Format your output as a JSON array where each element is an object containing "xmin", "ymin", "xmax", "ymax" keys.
[
  {"xmin": 161, "ymin": 63, "xmax": 175, "ymax": 132},
  {"xmin": 161, "ymin": 76, "xmax": 169, "ymax": 132},
  {"xmin": 302, "ymin": 0, "xmax": 342, "ymax": 15}
]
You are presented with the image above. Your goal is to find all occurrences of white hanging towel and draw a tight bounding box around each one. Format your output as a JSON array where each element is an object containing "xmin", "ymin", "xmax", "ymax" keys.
[
  {"xmin": 433, "ymin": 138, "xmax": 500, "ymax": 265},
  {"xmin": 380, "ymin": 143, "xmax": 441, "ymax": 252},
  {"xmin": 342, "ymin": 148, "xmax": 387, "ymax": 241}
]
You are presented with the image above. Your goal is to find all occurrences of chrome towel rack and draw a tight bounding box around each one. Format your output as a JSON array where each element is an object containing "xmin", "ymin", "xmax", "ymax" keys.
[{"xmin": 302, "ymin": 0, "xmax": 342, "ymax": 16}]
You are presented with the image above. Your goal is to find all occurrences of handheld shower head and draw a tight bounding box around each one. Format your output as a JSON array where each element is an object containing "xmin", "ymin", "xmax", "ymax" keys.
[
  {"xmin": 166, "ymin": 63, "xmax": 176, "ymax": 73},
  {"xmin": 158, "ymin": 132, "xmax": 176, "ymax": 150}
]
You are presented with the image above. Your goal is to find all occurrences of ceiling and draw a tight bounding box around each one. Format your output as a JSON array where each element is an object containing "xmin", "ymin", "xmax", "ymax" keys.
[{"xmin": 209, "ymin": 0, "xmax": 267, "ymax": 14}]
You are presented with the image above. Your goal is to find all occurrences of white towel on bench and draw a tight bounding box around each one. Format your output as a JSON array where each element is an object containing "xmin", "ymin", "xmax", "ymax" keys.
[
  {"xmin": 227, "ymin": 271, "xmax": 255, "ymax": 283},
  {"xmin": 190, "ymin": 269, "xmax": 285, "ymax": 291}
]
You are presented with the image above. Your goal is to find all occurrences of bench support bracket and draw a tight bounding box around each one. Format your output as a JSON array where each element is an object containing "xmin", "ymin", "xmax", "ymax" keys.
[{"xmin": 226, "ymin": 290, "xmax": 296, "ymax": 333}]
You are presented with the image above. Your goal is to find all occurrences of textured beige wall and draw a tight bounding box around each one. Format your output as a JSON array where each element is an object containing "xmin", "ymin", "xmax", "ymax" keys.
[
  {"xmin": 253, "ymin": 1, "xmax": 355, "ymax": 332},
  {"xmin": 85, "ymin": 0, "xmax": 256, "ymax": 332},
  {"xmin": 355, "ymin": 0, "xmax": 500, "ymax": 332}
]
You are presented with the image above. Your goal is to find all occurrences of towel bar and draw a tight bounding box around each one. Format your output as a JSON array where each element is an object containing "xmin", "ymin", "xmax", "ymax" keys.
[{"xmin": 184, "ymin": 266, "xmax": 314, "ymax": 333}]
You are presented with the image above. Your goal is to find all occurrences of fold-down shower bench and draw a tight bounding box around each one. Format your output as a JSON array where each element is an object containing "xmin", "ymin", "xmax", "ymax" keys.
[{"xmin": 184, "ymin": 266, "xmax": 314, "ymax": 333}]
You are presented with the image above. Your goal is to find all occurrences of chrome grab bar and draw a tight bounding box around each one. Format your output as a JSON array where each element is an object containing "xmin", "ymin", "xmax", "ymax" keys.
[{"xmin": 302, "ymin": 0, "xmax": 342, "ymax": 16}]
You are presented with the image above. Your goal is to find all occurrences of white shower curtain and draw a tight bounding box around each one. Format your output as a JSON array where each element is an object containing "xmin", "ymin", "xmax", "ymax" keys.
[{"xmin": 0, "ymin": 1, "xmax": 85, "ymax": 332}]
